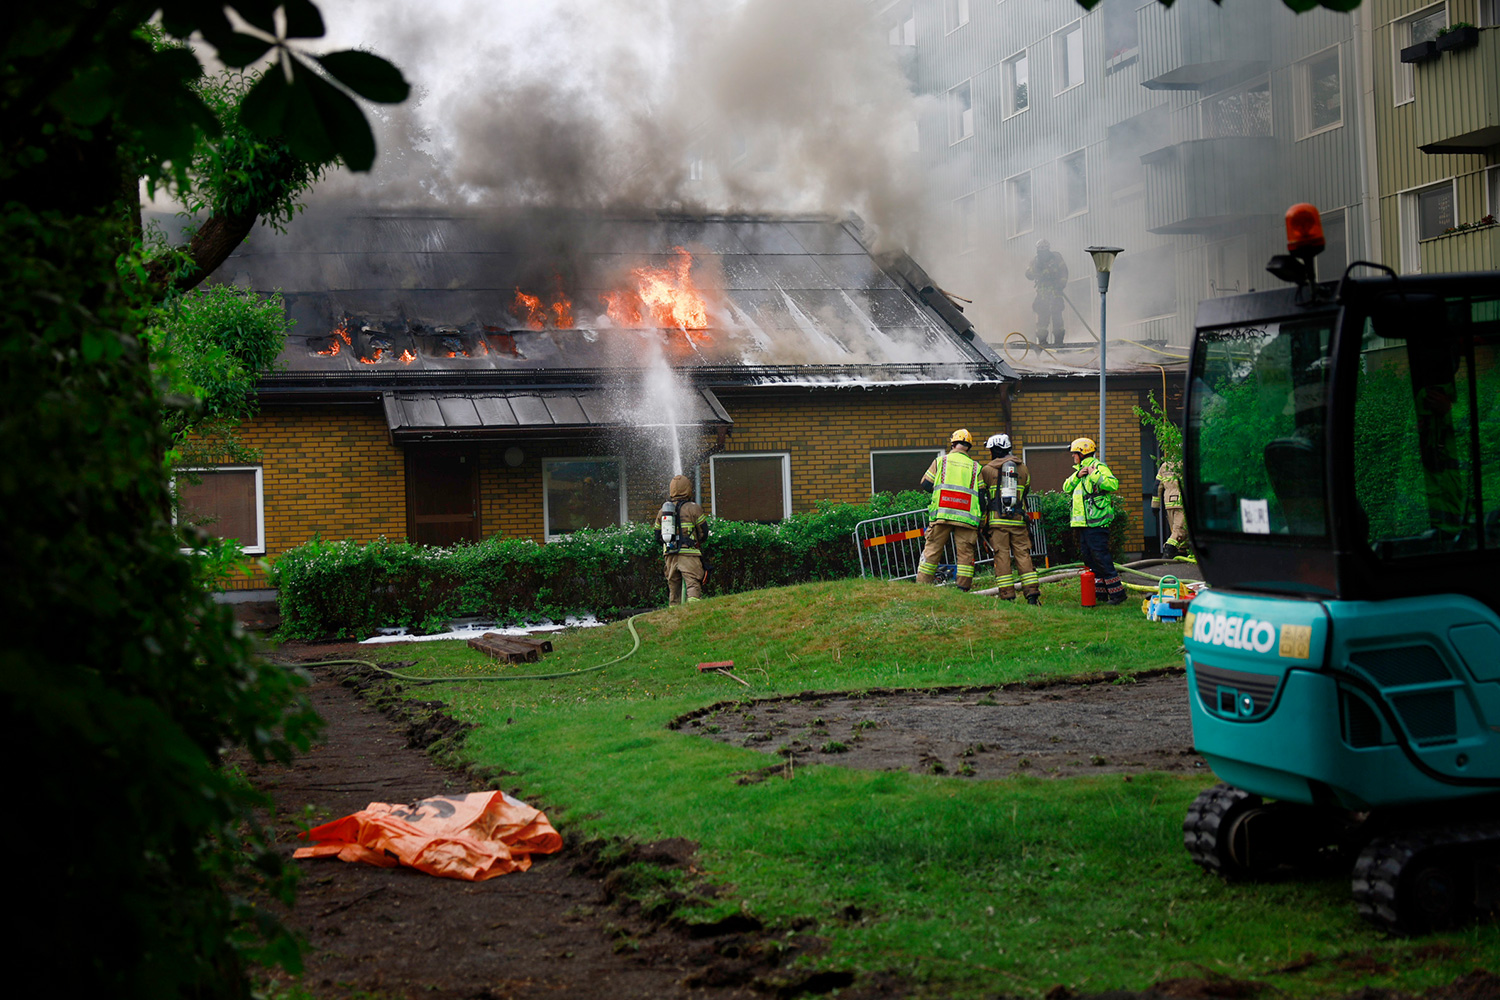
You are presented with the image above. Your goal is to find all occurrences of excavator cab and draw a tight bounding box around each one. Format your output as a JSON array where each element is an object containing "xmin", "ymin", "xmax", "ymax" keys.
[{"xmin": 1180, "ymin": 204, "xmax": 1500, "ymax": 933}]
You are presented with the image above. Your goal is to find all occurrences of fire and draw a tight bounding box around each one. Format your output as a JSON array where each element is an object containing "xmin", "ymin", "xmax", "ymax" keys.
[
  {"xmin": 602, "ymin": 247, "xmax": 708, "ymax": 331},
  {"xmin": 357, "ymin": 348, "xmax": 384, "ymax": 364},
  {"xmin": 317, "ymin": 318, "xmax": 354, "ymax": 356},
  {"xmin": 397, "ymin": 349, "xmax": 416, "ymax": 365},
  {"xmin": 513, "ymin": 288, "xmax": 546, "ymax": 330},
  {"xmin": 513, "ymin": 280, "xmax": 574, "ymax": 330}
]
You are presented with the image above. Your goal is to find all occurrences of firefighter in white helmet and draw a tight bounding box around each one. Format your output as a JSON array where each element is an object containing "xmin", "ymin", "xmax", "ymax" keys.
[
  {"xmin": 916, "ymin": 429, "xmax": 983, "ymax": 591},
  {"xmin": 660, "ymin": 474, "xmax": 708, "ymax": 605},
  {"xmin": 981, "ymin": 433, "xmax": 1040, "ymax": 604}
]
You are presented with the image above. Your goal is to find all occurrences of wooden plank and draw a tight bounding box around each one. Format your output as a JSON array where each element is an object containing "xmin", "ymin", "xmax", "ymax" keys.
[{"xmin": 467, "ymin": 634, "xmax": 538, "ymax": 663}]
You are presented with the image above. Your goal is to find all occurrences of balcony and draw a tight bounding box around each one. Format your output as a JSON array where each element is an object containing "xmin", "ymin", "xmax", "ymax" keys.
[
  {"xmin": 1141, "ymin": 137, "xmax": 1278, "ymax": 234},
  {"xmin": 1416, "ymin": 27, "xmax": 1500, "ymax": 154},
  {"xmin": 1419, "ymin": 223, "xmax": 1500, "ymax": 273},
  {"xmin": 1137, "ymin": 0, "xmax": 1270, "ymax": 91}
]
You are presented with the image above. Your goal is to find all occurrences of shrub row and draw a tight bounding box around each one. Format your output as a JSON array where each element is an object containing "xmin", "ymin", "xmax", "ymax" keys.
[{"xmin": 271, "ymin": 489, "xmax": 1127, "ymax": 639}]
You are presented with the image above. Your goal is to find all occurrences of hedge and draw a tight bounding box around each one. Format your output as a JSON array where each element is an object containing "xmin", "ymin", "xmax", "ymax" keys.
[{"xmin": 270, "ymin": 489, "xmax": 1128, "ymax": 639}]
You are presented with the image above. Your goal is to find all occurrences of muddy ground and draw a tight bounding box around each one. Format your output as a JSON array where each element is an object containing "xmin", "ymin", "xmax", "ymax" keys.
[{"xmin": 252, "ymin": 639, "xmax": 1498, "ymax": 1000}]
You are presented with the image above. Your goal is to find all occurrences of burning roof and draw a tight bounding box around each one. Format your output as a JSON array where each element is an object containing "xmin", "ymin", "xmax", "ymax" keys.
[{"xmin": 218, "ymin": 208, "xmax": 1012, "ymax": 387}]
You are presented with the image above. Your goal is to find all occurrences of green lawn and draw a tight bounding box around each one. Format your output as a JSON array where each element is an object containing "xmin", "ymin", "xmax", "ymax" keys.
[{"xmin": 316, "ymin": 577, "xmax": 1497, "ymax": 998}]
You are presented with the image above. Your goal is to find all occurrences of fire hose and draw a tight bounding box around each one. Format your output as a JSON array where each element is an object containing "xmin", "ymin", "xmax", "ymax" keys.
[{"xmin": 282, "ymin": 612, "xmax": 646, "ymax": 685}]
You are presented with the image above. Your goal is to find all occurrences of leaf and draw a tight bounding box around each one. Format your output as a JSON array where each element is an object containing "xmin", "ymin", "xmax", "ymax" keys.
[
  {"xmin": 283, "ymin": 0, "xmax": 327, "ymax": 38},
  {"xmin": 51, "ymin": 64, "xmax": 116, "ymax": 125},
  {"xmin": 232, "ymin": 0, "xmax": 279, "ymax": 36},
  {"xmin": 214, "ymin": 32, "xmax": 275, "ymax": 69},
  {"xmin": 314, "ymin": 50, "xmax": 410, "ymax": 104},
  {"xmin": 295, "ymin": 61, "xmax": 378, "ymax": 170},
  {"xmin": 239, "ymin": 62, "xmax": 295, "ymax": 142}
]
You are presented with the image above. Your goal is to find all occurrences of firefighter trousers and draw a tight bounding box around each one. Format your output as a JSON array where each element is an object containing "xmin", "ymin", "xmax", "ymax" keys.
[
  {"xmin": 916, "ymin": 520, "xmax": 978, "ymax": 591},
  {"xmin": 986, "ymin": 522, "xmax": 1038, "ymax": 598}
]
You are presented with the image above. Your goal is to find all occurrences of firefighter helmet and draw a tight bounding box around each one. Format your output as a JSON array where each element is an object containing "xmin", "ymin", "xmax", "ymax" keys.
[
  {"xmin": 985, "ymin": 433, "xmax": 1011, "ymax": 452},
  {"xmin": 1069, "ymin": 437, "xmax": 1097, "ymax": 457},
  {"xmin": 950, "ymin": 428, "xmax": 974, "ymax": 447}
]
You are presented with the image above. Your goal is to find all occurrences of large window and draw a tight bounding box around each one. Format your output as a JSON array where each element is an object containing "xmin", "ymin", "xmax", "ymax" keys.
[
  {"xmin": 948, "ymin": 80, "xmax": 974, "ymax": 143},
  {"xmin": 1002, "ymin": 51, "xmax": 1029, "ymax": 118},
  {"xmin": 175, "ymin": 466, "xmax": 264, "ymax": 554},
  {"xmin": 871, "ymin": 449, "xmax": 941, "ymax": 496},
  {"xmin": 1401, "ymin": 179, "xmax": 1456, "ymax": 272},
  {"xmin": 711, "ymin": 453, "xmax": 790, "ymax": 522},
  {"xmin": 1321, "ymin": 207, "xmax": 1348, "ymax": 280},
  {"xmin": 887, "ymin": 8, "xmax": 915, "ymax": 45},
  {"xmin": 1394, "ymin": 4, "xmax": 1446, "ymax": 105},
  {"xmin": 1297, "ymin": 47, "xmax": 1342, "ymax": 137},
  {"xmin": 945, "ymin": 0, "xmax": 969, "ymax": 32},
  {"xmin": 1022, "ymin": 446, "xmax": 1074, "ymax": 496},
  {"xmin": 1487, "ymin": 165, "xmax": 1499, "ymax": 217},
  {"xmin": 1059, "ymin": 150, "xmax": 1088, "ymax": 218},
  {"xmin": 543, "ymin": 457, "xmax": 625, "ymax": 539},
  {"xmin": 1006, "ymin": 171, "xmax": 1033, "ymax": 237},
  {"xmin": 1054, "ymin": 21, "xmax": 1084, "ymax": 93}
]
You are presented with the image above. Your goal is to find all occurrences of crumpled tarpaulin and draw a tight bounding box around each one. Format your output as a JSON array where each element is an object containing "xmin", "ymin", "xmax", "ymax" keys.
[{"xmin": 294, "ymin": 791, "xmax": 562, "ymax": 881}]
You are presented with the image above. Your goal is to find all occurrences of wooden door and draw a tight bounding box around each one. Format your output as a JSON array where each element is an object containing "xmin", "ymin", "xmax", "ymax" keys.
[{"xmin": 406, "ymin": 449, "xmax": 479, "ymax": 546}]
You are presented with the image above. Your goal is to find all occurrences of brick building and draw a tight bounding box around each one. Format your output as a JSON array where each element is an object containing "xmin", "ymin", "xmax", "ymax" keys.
[{"xmin": 184, "ymin": 208, "xmax": 1175, "ymax": 586}]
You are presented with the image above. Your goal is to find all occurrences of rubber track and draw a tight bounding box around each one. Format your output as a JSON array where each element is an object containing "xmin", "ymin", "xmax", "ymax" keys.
[
  {"xmin": 1183, "ymin": 783, "xmax": 1258, "ymax": 876},
  {"xmin": 1352, "ymin": 822, "xmax": 1500, "ymax": 934}
]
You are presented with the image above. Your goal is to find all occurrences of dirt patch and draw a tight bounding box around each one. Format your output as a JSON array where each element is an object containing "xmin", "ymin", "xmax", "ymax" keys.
[{"xmin": 673, "ymin": 669, "xmax": 1206, "ymax": 780}]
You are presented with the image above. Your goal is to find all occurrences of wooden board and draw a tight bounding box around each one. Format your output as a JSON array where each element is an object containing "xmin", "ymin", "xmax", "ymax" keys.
[{"xmin": 468, "ymin": 633, "xmax": 543, "ymax": 663}]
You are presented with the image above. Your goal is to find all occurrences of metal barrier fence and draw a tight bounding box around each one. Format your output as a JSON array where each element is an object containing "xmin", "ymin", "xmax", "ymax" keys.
[{"xmin": 853, "ymin": 496, "xmax": 1049, "ymax": 582}]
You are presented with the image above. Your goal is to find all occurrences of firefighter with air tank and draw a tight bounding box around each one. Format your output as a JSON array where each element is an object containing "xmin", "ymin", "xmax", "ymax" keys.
[
  {"xmin": 660, "ymin": 474, "xmax": 708, "ymax": 605},
  {"xmin": 916, "ymin": 429, "xmax": 983, "ymax": 591},
  {"xmin": 981, "ymin": 433, "xmax": 1040, "ymax": 604},
  {"xmin": 1153, "ymin": 457, "xmax": 1188, "ymax": 558}
]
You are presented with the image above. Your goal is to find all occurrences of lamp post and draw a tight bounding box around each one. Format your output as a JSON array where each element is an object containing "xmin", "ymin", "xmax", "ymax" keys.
[{"xmin": 1085, "ymin": 245, "xmax": 1123, "ymax": 462}]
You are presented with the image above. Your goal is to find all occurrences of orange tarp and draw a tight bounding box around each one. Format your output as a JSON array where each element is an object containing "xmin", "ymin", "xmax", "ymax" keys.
[{"xmin": 294, "ymin": 791, "xmax": 562, "ymax": 881}]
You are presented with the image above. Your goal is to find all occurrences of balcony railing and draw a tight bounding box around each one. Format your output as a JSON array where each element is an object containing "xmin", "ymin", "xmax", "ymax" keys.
[
  {"xmin": 1419, "ymin": 223, "xmax": 1500, "ymax": 273},
  {"xmin": 1141, "ymin": 136, "xmax": 1278, "ymax": 234},
  {"xmin": 1137, "ymin": 0, "xmax": 1270, "ymax": 91},
  {"xmin": 1415, "ymin": 27, "xmax": 1500, "ymax": 154}
]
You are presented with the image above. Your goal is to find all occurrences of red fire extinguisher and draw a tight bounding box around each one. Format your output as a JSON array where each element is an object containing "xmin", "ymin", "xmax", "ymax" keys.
[{"xmin": 1080, "ymin": 569, "xmax": 1096, "ymax": 607}]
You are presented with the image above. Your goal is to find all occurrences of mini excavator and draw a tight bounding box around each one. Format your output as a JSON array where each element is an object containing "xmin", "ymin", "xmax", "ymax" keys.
[{"xmin": 1179, "ymin": 203, "xmax": 1500, "ymax": 933}]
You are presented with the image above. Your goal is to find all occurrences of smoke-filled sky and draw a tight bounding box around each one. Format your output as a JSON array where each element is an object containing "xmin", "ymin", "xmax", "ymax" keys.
[{"xmin": 307, "ymin": 0, "xmax": 926, "ymax": 250}]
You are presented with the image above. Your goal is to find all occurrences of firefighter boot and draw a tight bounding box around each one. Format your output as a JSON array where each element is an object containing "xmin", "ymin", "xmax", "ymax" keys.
[
  {"xmin": 1163, "ymin": 543, "xmax": 1179, "ymax": 559},
  {"xmin": 1025, "ymin": 593, "xmax": 1040, "ymax": 606}
]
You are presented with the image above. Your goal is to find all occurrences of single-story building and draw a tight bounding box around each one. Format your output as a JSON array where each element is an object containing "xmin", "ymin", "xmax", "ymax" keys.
[{"xmin": 185, "ymin": 207, "xmax": 1179, "ymax": 586}]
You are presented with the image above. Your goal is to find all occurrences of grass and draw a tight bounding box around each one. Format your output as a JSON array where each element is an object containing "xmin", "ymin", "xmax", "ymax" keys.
[{"xmin": 302, "ymin": 576, "xmax": 1498, "ymax": 998}]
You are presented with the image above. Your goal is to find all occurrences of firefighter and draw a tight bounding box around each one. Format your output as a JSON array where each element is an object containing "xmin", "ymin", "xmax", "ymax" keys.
[
  {"xmin": 916, "ymin": 429, "xmax": 983, "ymax": 591},
  {"xmin": 660, "ymin": 474, "xmax": 708, "ymax": 605},
  {"xmin": 1153, "ymin": 457, "xmax": 1188, "ymax": 558},
  {"xmin": 1063, "ymin": 437, "xmax": 1127, "ymax": 605},
  {"xmin": 981, "ymin": 433, "xmax": 1040, "ymax": 603},
  {"xmin": 1026, "ymin": 239, "xmax": 1069, "ymax": 348}
]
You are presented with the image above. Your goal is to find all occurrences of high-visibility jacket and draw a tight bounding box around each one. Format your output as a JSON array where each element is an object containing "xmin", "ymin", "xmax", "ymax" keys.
[
  {"xmin": 1063, "ymin": 457, "xmax": 1119, "ymax": 528},
  {"xmin": 925, "ymin": 451, "xmax": 983, "ymax": 528}
]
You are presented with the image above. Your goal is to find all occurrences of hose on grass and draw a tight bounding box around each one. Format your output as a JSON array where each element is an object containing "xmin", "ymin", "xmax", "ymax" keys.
[{"xmin": 282, "ymin": 612, "xmax": 647, "ymax": 686}]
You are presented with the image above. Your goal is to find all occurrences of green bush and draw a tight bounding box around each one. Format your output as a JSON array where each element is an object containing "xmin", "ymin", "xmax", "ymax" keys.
[
  {"xmin": 273, "ymin": 490, "xmax": 940, "ymax": 639},
  {"xmin": 1033, "ymin": 490, "xmax": 1130, "ymax": 564}
]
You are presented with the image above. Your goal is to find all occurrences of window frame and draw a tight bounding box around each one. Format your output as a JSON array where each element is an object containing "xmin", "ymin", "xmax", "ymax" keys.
[
  {"xmin": 174, "ymin": 464, "xmax": 266, "ymax": 555},
  {"xmin": 1058, "ymin": 149, "xmax": 1088, "ymax": 219},
  {"xmin": 944, "ymin": 0, "xmax": 970, "ymax": 33},
  {"xmin": 1296, "ymin": 44, "xmax": 1344, "ymax": 139},
  {"xmin": 1053, "ymin": 20, "xmax": 1084, "ymax": 95},
  {"xmin": 709, "ymin": 451, "xmax": 792, "ymax": 522},
  {"xmin": 1005, "ymin": 170, "xmax": 1034, "ymax": 238},
  {"xmin": 1001, "ymin": 50, "xmax": 1030, "ymax": 119},
  {"xmin": 888, "ymin": 9, "xmax": 915, "ymax": 46},
  {"xmin": 947, "ymin": 79, "xmax": 975, "ymax": 144},
  {"xmin": 1486, "ymin": 165, "xmax": 1499, "ymax": 218},
  {"xmin": 870, "ymin": 448, "xmax": 943, "ymax": 496},
  {"xmin": 1392, "ymin": 3, "xmax": 1447, "ymax": 107},
  {"xmin": 541, "ymin": 455, "xmax": 628, "ymax": 542},
  {"xmin": 1400, "ymin": 178, "xmax": 1457, "ymax": 272}
]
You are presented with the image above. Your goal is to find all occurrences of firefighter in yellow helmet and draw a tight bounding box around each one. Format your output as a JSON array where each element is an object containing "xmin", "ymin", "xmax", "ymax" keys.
[
  {"xmin": 660, "ymin": 474, "xmax": 708, "ymax": 605},
  {"xmin": 916, "ymin": 429, "xmax": 983, "ymax": 591},
  {"xmin": 1062, "ymin": 436, "xmax": 1127, "ymax": 604}
]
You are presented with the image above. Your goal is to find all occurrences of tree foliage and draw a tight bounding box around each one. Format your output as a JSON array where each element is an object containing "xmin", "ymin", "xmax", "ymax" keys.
[{"xmin": 1, "ymin": 2, "xmax": 405, "ymax": 996}]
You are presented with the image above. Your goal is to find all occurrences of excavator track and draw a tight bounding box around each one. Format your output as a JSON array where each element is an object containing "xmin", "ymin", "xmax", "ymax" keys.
[{"xmin": 1352, "ymin": 823, "xmax": 1500, "ymax": 935}]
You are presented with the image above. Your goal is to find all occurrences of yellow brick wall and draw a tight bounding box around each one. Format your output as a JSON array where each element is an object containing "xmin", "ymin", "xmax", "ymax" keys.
[{"xmin": 216, "ymin": 377, "xmax": 1171, "ymax": 586}]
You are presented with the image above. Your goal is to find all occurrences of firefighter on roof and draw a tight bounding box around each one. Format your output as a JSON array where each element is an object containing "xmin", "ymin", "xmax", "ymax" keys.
[
  {"xmin": 981, "ymin": 433, "xmax": 1040, "ymax": 604},
  {"xmin": 660, "ymin": 474, "xmax": 708, "ymax": 605},
  {"xmin": 1026, "ymin": 239, "xmax": 1069, "ymax": 348},
  {"xmin": 916, "ymin": 429, "xmax": 983, "ymax": 591},
  {"xmin": 1063, "ymin": 437, "xmax": 1127, "ymax": 605}
]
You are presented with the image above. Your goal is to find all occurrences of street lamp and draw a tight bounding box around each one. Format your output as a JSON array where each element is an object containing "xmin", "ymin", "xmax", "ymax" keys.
[{"xmin": 1085, "ymin": 245, "xmax": 1123, "ymax": 462}]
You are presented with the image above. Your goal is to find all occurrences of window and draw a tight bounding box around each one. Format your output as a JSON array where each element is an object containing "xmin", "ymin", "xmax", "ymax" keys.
[
  {"xmin": 1206, "ymin": 236, "xmax": 1249, "ymax": 298},
  {"xmin": 1054, "ymin": 21, "xmax": 1084, "ymax": 93},
  {"xmin": 954, "ymin": 193, "xmax": 978, "ymax": 252},
  {"xmin": 1401, "ymin": 180, "xmax": 1455, "ymax": 271},
  {"xmin": 1394, "ymin": 4, "xmax": 1446, "ymax": 105},
  {"xmin": 1487, "ymin": 166, "xmax": 1499, "ymax": 217},
  {"xmin": 1298, "ymin": 47, "xmax": 1342, "ymax": 137},
  {"xmin": 1002, "ymin": 51, "xmax": 1029, "ymax": 117},
  {"xmin": 1202, "ymin": 77, "xmax": 1271, "ymax": 138},
  {"xmin": 1321, "ymin": 207, "xmax": 1348, "ymax": 280},
  {"xmin": 871, "ymin": 449, "xmax": 942, "ymax": 496},
  {"xmin": 1483, "ymin": 0, "xmax": 1500, "ymax": 27},
  {"xmin": 1006, "ymin": 171, "xmax": 1033, "ymax": 236},
  {"xmin": 543, "ymin": 457, "xmax": 625, "ymax": 539},
  {"xmin": 888, "ymin": 10, "xmax": 915, "ymax": 45},
  {"xmin": 1059, "ymin": 150, "xmax": 1087, "ymax": 218},
  {"xmin": 175, "ymin": 466, "xmax": 264, "ymax": 554},
  {"xmin": 1022, "ymin": 446, "xmax": 1074, "ymax": 495},
  {"xmin": 945, "ymin": 0, "xmax": 969, "ymax": 32},
  {"xmin": 1103, "ymin": 0, "xmax": 1139, "ymax": 64},
  {"xmin": 948, "ymin": 80, "xmax": 974, "ymax": 143},
  {"xmin": 711, "ymin": 453, "xmax": 790, "ymax": 522}
]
